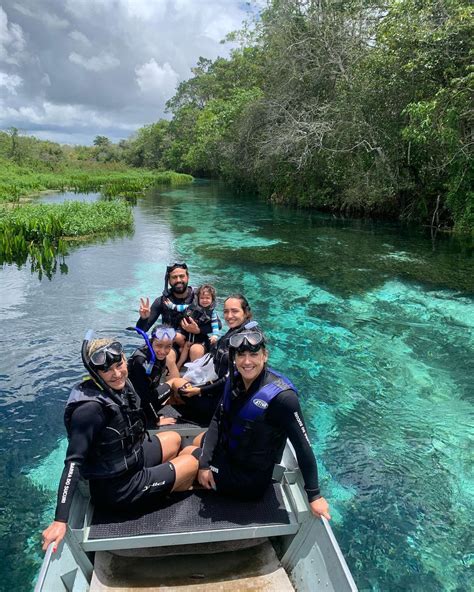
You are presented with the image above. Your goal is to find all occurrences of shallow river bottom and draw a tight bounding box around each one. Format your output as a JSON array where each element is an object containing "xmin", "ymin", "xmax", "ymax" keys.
[{"xmin": 0, "ymin": 181, "xmax": 472, "ymax": 591}]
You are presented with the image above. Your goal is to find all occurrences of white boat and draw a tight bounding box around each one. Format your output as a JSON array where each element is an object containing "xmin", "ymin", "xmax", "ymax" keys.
[{"xmin": 35, "ymin": 422, "xmax": 358, "ymax": 591}]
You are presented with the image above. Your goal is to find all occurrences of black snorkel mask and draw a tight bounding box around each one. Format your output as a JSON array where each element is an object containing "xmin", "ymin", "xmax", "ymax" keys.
[
  {"xmin": 227, "ymin": 321, "xmax": 266, "ymax": 393},
  {"xmin": 81, "ymin": 330, "xmax": 127, "ymax": 402},
  {"xmin": 164, "ymin": 262, "xmax": 188, "ymax": 295},
  {"xmin": 127, "ymin": 325, "xmax": 176, "ymax": 375}
]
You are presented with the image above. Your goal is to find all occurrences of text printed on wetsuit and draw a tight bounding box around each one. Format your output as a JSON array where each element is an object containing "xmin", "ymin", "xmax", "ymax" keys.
[
  {"xmin": 61, "ymin": 462, "xmax": 76, "ymax": 504},
  {"xmin": 142, "ymin": 480, "xmax": 166, "ymax": 492},
  {"xmin": 294, "ymin": 412, "xmax": 311, "ymax": 445}
]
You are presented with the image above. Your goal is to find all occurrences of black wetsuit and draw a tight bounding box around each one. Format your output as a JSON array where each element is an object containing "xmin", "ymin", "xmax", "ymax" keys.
[
  {"xmin": 54, "ymin": 381, "xmax": 175, "ymax": 523},
  {"xmin": 136, "ymin": 287, "xmax": 195, "ymax": 332},
  {"xmin": 199, "ymin": 368, "xmax": 321, "ymax": 502},
  {"xmin": 177, "ymin": 324, "xmax": 246, "ymax": 425},
  {"xmin": 128, "ymin": 346, "xmax": 172, "ymax": 428}
]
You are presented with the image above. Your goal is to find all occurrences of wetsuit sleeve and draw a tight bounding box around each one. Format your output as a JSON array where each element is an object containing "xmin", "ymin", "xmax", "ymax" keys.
[
  {"xmin": 199, "ymin": 376, "xmax": 226, "ymax": 396},
  {"xmin": 136, "ymin": 297, "xmax": 163, "ymax": 331},
  {"xmin": 267, "ymin": 391, "xmax": 321, "ymax": 502},
  {"xmin": 165, "ymin": 301, "xmax": 189, "ymax": 312},
  {"xmin": 54, "ymin": 402, "xmax": 107, "ymax": 523},
  {"xmin": 210, "ymin": 310, "xmax": 220, "ymax": 337},
  {"xmin": 199, "ymin": 402, "xmax": 223, "ymax": 469},
  {"xmin": 152, "ymin": 383, "xmax": 172, "ymax": 406}
]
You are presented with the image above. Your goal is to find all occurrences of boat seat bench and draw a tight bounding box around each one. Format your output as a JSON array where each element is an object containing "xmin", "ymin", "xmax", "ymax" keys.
[{"xmin": 80, "ymin": 482, "xmax": 299, "ymax": 552}]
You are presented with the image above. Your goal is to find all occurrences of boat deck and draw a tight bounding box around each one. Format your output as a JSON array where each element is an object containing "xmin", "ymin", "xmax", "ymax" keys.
[
  {"xmin": 83, "ymin": 482, "xmax": 299, "ymax": 551},
  {"xmin": 90, "ymin": 540, "xmax": 295, "ymax": 591}
]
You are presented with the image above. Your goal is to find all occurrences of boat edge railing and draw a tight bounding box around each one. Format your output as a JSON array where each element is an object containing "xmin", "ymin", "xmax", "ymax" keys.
[{"xmin": 33, "ymin": 543, "xmax": 54, "ymax": 592}]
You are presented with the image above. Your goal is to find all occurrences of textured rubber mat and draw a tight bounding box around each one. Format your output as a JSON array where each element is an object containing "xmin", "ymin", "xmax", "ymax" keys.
[
  {"xmin": 158, "ymin": 404, "xmax": 207, "ymax": 428},
  {"xmin": 88, "ymin": 483, "xmax": 290, "ymax": 540}
]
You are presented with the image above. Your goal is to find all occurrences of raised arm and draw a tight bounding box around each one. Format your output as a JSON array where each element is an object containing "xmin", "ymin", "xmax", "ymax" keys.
[{"xmin": 136, "ymin": 296, "xmax": 163, "ymax": 331}]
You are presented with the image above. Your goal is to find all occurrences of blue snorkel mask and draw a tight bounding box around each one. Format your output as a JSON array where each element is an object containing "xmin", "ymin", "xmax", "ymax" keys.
[{"xmin": 127, "ymin": 325, "xmax": 176, "ymax": 375}]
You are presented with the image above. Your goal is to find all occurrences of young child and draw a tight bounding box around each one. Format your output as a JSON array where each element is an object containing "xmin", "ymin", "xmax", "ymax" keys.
[{"xmin": 165, "ymin": 284, "xmax": 221, "ymax": 367}]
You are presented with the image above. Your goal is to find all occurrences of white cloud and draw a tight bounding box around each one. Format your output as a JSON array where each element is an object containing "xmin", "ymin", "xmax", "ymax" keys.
[
  {"xmin": 0, "ymin": 7, "xmax": 26, "ymax": 64},
  {"xmin": 0, "ymin": 0, "xmax": 257, "ymax": 144},
  {"xmin": 69, "ymin": 30, "xmax": 92, "ymax": 47},
  {"xmin": 135, "ymin": 59, "xmax": 179, "ymax": 99},
  {"xmin": 69, "ymin": 51, "xmax": 120, "ymax": 72},
  {"xmin": 0, "ymin": 71, "xmax": 22, "ymax": 93},
  {"xmin": 12, "ymin": 3, "xmax": 69, "ymax": 29},
  {"xmin": 121, "ymin": 0, "xmax": 167, "ymax": 21},
  {"xmin": 0, "ymin": 100, "xmax": 137, "ymax": 131}
]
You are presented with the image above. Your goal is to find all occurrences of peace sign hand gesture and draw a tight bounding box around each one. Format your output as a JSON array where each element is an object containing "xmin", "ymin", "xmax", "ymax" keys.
[{"xmin": 139, "ymin": 297, "xmax": 151, "ymax": 319}]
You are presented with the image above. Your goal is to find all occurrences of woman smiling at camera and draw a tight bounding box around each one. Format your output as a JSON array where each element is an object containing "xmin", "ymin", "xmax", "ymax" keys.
[
  {"xmin": 41, "ymin": 336, "xmax": 198, "ymax": 553},
  {"xmin": 193, "ymin": 324, "xmax": 331, "ymax": 520}
]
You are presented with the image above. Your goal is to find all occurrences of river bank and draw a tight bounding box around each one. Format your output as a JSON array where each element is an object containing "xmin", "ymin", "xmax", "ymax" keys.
[
  {"xmin": 0, "ymin": 158, "xmax": 193, "ymax": 203},
  {"xmin": 0, "ymin": 159, "xmax": 194, "ymax": 275}
]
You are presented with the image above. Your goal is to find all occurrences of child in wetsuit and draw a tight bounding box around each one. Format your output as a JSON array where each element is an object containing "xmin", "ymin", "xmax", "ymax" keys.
[{"xmin": 164, "ymin": 284, "xmax": 221, "ymax": 368}]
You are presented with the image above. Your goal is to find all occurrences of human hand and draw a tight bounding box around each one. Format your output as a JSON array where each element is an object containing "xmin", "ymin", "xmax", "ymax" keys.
[
  {"xmin": 167, "ymin": 377, "xmax": 189, "ymax": 391},
  {"xmin": 309, "ymin": 497, "xmax": 331, "ymax": 520},
  {"xmin": 181, "ymin": 317, "xmax": 200, "ymax": 334},
  {"xmin": 158, "ymin": 417, "xmax": 177, "ymax": 426},
  {"xmin": 41, "ymin": 520, "xmax": 67, "ymax": 552},
  {"xmin": 209, "ymin": 335, "xmax": 218, "ymax": 345},
  {"xmin": 139, "ymin": 297, "xmax": 151, "ymax": 319},
  {"xmin": 179, "ymin": 383, "xmax": 201, "ymax": 397},
  {"xmin": 198, "ymin": 469, "xmax": 216, "ymax": 490}
]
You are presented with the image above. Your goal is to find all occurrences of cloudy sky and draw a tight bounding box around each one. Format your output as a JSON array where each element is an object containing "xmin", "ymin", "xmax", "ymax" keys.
[{"xmin": 0, "ymin": 0, "xmax": 259, "ymax": 145}]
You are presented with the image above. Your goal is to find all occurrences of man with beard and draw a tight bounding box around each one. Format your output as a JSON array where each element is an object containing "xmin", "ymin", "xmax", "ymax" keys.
[{"xmin": 136, "ymin": 263, "xmax": 195, "ymax": 333}]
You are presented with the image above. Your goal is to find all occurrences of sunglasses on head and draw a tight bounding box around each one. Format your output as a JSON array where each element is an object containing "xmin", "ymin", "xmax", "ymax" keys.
[
  {"xmin": 152, "ymin": 327, "xmax": 176, "ymax": 342},
  {"xmin": 229, "ymin": 331, "xmax": 265, "ymax": 352},
  {"xmin": 90, "ymin": 342, "xmax": 124, "ymax": 371},
  {"xmin": 166, "ymin": 262, "xmax": 188, "ymax": 273}
]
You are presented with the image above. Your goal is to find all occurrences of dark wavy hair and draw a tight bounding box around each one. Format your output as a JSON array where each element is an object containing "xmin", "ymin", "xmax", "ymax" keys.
[
  {"xmin": 224, "ymin": 294, "xmax": 252, "ymax": 321},
  {"xmin": 197, "ymin": 284, "xmax": 216, "ymax": 304}
]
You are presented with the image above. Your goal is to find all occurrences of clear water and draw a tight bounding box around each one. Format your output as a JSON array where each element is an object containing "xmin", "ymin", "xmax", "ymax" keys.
[{"xmin": 0, "ymin": 180, "xmax": 472, "ymax": 591}]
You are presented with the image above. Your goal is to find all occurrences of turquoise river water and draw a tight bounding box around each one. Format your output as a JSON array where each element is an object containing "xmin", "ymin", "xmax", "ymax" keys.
[{"xmin": 0, "ymin": 181, "xmax": 472, "ymax": 591}]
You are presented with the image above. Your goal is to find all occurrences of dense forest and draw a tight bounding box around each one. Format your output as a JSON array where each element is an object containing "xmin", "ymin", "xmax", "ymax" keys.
[{"xmin": 2, "ymin": 0, "xmax": 472, "ymax": 232}]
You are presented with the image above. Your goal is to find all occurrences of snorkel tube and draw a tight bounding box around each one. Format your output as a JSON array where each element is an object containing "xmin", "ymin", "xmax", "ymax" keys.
[
  {"xmin": 127, "ymin": 326, "xmax": 155, "ymax": 375},
  {"xmin": 81, "ymin": 329, "xmax": 123, "ymax": 403}
]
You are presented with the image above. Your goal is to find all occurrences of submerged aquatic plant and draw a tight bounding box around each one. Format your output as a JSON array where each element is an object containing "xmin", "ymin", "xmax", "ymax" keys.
[{"xmin": 0, "ymin": 201, "xmax": 133, "ymax": 278}]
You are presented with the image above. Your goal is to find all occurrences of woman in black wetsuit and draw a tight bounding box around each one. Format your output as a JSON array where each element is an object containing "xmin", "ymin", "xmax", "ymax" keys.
[
  {"xmin": 41, "ymin": 337, "xmax": 198, "ymax": 553},
  {"xmin": 193, "ymin": 325, "xmax": 331, "ymax": 520},
  {"xmin": 174, "ymin": 294, "xmax": 253, "ymax": 425}
]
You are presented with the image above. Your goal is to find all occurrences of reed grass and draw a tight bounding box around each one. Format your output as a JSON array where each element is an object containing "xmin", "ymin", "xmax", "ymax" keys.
[
  {"xmin": 0, "ymin": 201, "xmax": 133, "ymax": 278},
  {"xmin": 0, "ymin": 159, "xmax": 193, "ymax": 203}
]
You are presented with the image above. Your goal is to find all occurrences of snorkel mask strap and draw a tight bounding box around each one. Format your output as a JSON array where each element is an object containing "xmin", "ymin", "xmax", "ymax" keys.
[
  {"xmin": 81, "ymin": 330, "xmax": 124, "ymax": 405},
  {"xmin": 227, "ymin": 321, "xmax": 264, "ymax": 394},
  {"xmin": 127, "ymin": 326, "xmax": 155, "ymax": 375}
]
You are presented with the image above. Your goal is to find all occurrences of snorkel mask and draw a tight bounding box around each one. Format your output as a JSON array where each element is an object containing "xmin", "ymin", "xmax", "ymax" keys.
[
  {"xmin": 229, "ymin": 328, "xmax": 266, "ymax": 353},
  {"xmin": 127, "ymin": 325, "xmax": 176, "ymax": 375},
  {"xmin": 81, "ymin": 330, "xmax": 126, "ymax": 400},
  {"xmin": 164, "ymin": 262, "xmax": 188, "ymax": 294},
  {"xmin": 228, "ymin": 321, "xmax": 266, "ymax": 391},
  {"xmin": 89, "ymin": 341, "xmax": 124, "ymax": 371}
]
